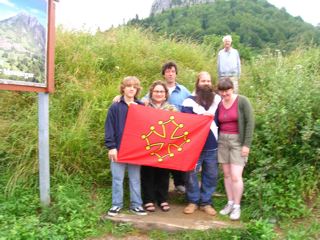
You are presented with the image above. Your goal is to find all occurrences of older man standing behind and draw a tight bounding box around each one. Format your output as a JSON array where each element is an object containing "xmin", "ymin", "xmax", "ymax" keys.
[{"xmin": 217, "ymin": 35, "xmax": 241, "ymax": 93}]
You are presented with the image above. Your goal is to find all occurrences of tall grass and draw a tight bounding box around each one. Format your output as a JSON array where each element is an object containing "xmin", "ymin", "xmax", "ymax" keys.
[
  {"xmin": 0, "ymin": 26, "xmax": 319, "ymax": 238},
  {"xmin": 0, "ymin": 26, "xmax": 216, "ymax": 189}
]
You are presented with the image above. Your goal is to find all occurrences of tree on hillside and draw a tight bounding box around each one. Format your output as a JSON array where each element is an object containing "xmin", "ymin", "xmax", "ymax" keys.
[{"xmin": 129, "ymin": 0, "xmax": 320, "ymax": 53}]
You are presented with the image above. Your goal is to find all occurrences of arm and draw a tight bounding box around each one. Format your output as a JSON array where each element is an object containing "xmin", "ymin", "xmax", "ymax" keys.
[
  {"xmin": 112, "ymin": 95, "xmax": 121, "ymax": 103},
  {"xmin": 241, "ymin": 97, "xmax": 253, "ymax": 157},
  {"xmin": 214, "ymin": 107, "xmax": 219, "ymax": 127},
  {"xmin": 217, "ymin": 51, "xmax": 221, "ymax": 77},
  {"xmin": 108, "ymin": 149, "xmax": 118, "ymax": 162},
  {"xmin": 162, "ymin": 102, "xmax": 178, "ymax": 112},
  {"xmin": 141, "ymin": 93, "xmax": 150, "ymax": 104},
  {"xmin": 241, "ymin": 96, "xmax": 254, "ymax": 152},
  {"xmin": 237, "ymin": 50, "xmax": 241, "ymax": 77},
  {"xmin": 181, "ymin": 105, "xmax": 194, "ymax": 114},
  {"xmin": 105, "ymin": 105, "xmax": 119, "ymax": 161},
  {"xmin": 181, "ymin": 97, "xmax": 194, "ymax": 114},
  {"xmin": 178, "ymin": 84, "xmax": 191, "ymax": 99},
  {"xmin": 114, "ymin": 94, "xmax": 149, "ymax": 105},
  {"xmin": 104, "ymin": 105, "xmax": 117, "ymax": 150}
]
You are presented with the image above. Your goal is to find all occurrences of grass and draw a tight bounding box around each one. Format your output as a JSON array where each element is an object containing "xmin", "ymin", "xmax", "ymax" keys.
[
  {"xmin": 0, "ymin": 173, "xmax": 109, "ymax": 239},
  {"xmin": 0, "ymin": 26, "xmax": 319, "ymax": 239}
]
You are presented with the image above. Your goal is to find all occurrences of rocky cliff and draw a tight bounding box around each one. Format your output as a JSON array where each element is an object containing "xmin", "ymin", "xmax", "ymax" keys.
[
  {"xmin": 0, "ymin": 12, "xmax": 46, "ymax": 54},
  {"xmin": 151, "ymin": 0, "xmax": 215, "ymax": 15},
  {"xmin": 0, "ymin": 12, "xmax": 46, "ymax": 83}
]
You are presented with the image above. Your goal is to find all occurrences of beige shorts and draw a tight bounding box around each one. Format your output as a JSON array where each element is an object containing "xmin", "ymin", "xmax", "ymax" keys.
[{"xmin": 218, "ymin": 133, "xmax": 247, "ymax": 166}]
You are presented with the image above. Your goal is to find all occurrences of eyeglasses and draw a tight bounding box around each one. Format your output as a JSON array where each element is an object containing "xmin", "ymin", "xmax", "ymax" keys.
[{"xmin": 153, "ymin": 90, "xmax": 166, "ymax": 94}]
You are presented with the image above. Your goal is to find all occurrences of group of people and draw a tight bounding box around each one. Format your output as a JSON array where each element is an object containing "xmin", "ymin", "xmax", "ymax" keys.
[{"xmin": 104, "ymin": 35, "xmax": 254, "ymax": 221}]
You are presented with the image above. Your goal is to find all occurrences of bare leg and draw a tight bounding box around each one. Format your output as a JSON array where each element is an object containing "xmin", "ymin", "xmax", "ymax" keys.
[
  {"xmin": 230, "ymin": 164, "xmax": 244, "ymax": 205},
  {"xmin": 222, "ymin": 163, "xmax": 233, "ymax": 201}
]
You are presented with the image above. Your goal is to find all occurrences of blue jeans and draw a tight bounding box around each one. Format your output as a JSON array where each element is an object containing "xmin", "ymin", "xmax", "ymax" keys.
[
  {"xmin": 111, "ymin": 161, "xmax": 142, "ymax": 208},
  {"xmin": 185, "ymin": 149, "xmax": 218, "ymax": 206}
]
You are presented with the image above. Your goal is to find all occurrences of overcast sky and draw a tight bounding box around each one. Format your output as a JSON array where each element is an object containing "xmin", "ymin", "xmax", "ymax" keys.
[{"xmin": 54, "ymin": 0, "xmax": 319, "ymax": 32}]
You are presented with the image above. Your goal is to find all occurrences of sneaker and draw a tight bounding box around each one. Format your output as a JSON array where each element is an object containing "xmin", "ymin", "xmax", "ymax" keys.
[
  {"xmin": 230, "ymin": 207, "xmax": 241, "ymax": 220},
  {"xmin": 107, "ymin": 206, "xmax": 121, "ymax": 216},
  {"xmin": 130, "ymin": 206, "xmax": 147, "ymax": 216},
  {"xmin": 175, "ymin": 185, "xmax": 186, "ymax": 193},
  {"xmin": 200, "ymin": 205, "xmax": 217, "ymax": 216},
  {"xmin": 219, "ymin": 203, "xmax": 234, "ymax": 215},
  {"xmin": 183, "ymin": 203, "xmax": 198, "ymax": 214}
]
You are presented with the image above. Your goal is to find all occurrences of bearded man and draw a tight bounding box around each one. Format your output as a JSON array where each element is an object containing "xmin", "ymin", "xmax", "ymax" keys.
[{"xmin": 181, "ymin": 71, "xmax": 221, "ymax": 216}]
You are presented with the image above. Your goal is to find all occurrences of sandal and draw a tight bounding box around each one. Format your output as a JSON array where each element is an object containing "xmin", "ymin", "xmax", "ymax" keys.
[
  {"xmin": 159, "ymin": 202, "xmax": 170, "ymax": 212},
  {"xmin": 144, "ymin": 203, "xmax": 155, "ymax": 212}
]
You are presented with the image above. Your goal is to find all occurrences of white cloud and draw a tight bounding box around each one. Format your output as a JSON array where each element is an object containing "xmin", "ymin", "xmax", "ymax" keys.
[
  {"xmin": 55, "ymin": 0, "xmax": 153, "ymax": 32},
  {"xmin": 0, "ymin": 0, "xmax": 15, "ymax": 8}
]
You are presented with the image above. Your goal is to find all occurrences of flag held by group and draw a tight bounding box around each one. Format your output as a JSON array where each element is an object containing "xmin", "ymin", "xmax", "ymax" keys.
[{"xmin": 118, "ymin": 104, "xmax": 212, "ymax": 171}]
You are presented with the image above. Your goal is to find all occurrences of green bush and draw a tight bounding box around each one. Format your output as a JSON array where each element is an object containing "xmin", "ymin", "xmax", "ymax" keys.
[
  {"xmin": 0, "ymin": 27, "xmax": 319, "ymax": 238},
  {"xmin": 0, "ymin": 174, "xmax": 112, "ymax": 239},
  {"xmin": 242, "ymin": 48, "xmax": 320, "ymax": 219}
]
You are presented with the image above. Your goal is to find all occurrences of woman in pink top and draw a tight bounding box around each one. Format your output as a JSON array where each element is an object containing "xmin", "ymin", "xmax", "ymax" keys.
[{"xmin": 216, "ymin": 78, "xmax": 254, "ymax": 220}]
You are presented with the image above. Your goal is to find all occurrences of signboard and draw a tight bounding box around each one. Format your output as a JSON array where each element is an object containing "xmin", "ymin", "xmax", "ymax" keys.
[{"xmin": 0, "ymin": 0, "xmax": 55, "ymax": 92}]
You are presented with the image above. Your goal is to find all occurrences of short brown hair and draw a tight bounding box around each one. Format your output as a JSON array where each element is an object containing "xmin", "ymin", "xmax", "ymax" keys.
[
  {"xmin": 217, "ymin": 77, "xmax": 234, "ymax": 91},
  {"xmin": 119, "ymin": 76, "xmax": 142, "ymax": 98},
  {"xmin": 149, "ymin": 80, "xmax": 169, "ymax": 101},
  {"xmin": 161, "ymin": 61, "xmax": 178, "ymax": 75}
]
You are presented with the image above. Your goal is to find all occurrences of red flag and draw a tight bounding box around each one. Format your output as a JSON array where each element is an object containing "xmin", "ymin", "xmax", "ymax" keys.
[{"xmin": 118, "ymin": 104, "xmax": 212, "ymax": 171}]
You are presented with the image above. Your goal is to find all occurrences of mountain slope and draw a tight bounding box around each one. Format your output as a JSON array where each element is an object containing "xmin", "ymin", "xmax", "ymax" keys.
[
  {"xmin": 0, "ymin": 12, "xmax": 46, "ymax": 55},
  {"xmin": 0, "ymin": 13, "xmax": 46, "ymax": 83},
  {"xmin": 131, "ymin": 0, "xmax": 320, "ymax": 52}
]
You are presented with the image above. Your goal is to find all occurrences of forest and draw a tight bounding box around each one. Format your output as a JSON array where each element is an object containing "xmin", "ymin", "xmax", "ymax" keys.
[{"xmin": 130, "ymin": 0, "xmax": 320, "ymax": 54}]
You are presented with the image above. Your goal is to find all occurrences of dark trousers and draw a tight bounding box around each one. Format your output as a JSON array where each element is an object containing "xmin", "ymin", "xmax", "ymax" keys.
[
  {"xmin": 141, "ymin": 166, "xmax": 169, "ymax": 205},
  {"xmin": 171, "ymin": 170, "xmax": 186, "ymax": 187}
]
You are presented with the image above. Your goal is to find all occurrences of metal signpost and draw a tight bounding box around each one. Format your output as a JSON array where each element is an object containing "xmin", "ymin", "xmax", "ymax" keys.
[
  {"xmin": 38, "ymin": 93, "xmax": 50, "ymax": 205},
  {"xmin": 0, "ymin": 0, "xmax": 56, "ymax": 206}
]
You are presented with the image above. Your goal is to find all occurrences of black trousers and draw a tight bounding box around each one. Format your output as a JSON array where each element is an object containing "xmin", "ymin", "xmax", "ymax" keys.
[
  {"xmin": 141, "ymin": 166, "xmax": 169, "ymax": 205},
  {"xmin": 171, "ymin": 170, "xmax": 186, "ymax": 187}
]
